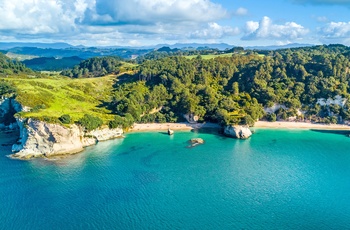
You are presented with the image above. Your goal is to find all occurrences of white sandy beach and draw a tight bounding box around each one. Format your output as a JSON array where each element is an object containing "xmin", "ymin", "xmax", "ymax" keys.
[
  {"xmin": 129, "ymin": 121, "xmax": 350, "ymax": 132},
  {"xmin": 129, "ymin": 122, "xmax": 220, "ymax": 132},
  {"xmin": 254, "ymin": 121, "xmax": 350, "ymax": 130}
]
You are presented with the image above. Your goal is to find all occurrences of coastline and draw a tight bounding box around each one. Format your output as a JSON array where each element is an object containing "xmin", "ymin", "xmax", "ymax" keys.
[
  {"xmin": 129, "ymin": 122, "xmax": 221, "ymax": 132},
  {"xmin": 254, "ymin": 121, "xmax": 350, "ymax": 130},
  {"xmin": 129, "ymin": 121, "xmax": 350, "ymax": 132}
]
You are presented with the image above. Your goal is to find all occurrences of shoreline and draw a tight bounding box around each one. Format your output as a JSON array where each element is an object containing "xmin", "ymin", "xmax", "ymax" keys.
[
  {"xmin": 254, "ymin": 121, "xmax": 350, "ymax": 130},
  {"xmin": 129, "ymin": 121, "xmax": 350, "ymax": 132},
  {"xmin": 129, "ymin": 122, "xmax": 221, "ymax": 132}
]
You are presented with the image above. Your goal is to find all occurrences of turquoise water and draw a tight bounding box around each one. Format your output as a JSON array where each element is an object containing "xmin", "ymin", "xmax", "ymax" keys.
[{"xmin": 1, "ymin": 128, "xmax": 350, "ymax": 229}]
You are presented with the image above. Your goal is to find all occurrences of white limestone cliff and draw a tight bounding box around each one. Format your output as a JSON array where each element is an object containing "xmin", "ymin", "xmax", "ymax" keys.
[
  {"xmin": 11, "ymin": 118, "xmax": 123, "ymax": 159},
  {"xmin": 224, "ymin": 125, "xmax": 252, "ymax": 139}
]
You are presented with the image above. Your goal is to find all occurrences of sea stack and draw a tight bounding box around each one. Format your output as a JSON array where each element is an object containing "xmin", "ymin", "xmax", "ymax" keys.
[
  {"xmin": 168, "ymin": 128, "xmax": 174, "ymax": 135},
  {"xmin": 224, "ymin": 125, "xmax": 252, "ymax": 139}
]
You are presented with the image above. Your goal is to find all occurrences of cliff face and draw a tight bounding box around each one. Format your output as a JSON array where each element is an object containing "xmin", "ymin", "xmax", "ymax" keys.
[
  {"xmin": 11, "ymin": 118, "xmax": 123, "ymax": 159},
  {"xmin": 0, "ymin": 97, "xmax": 23, "ymax": 130},
  {"xmin": 0, "ymin": 97, "xmax": 124, "ymax": 159}
]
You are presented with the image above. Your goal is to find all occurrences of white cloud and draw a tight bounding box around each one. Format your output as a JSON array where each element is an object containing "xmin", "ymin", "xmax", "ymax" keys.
[
  {"xmin": 319, "ymin": 21, "xmax": 350, "ymax": 38},
  {"xmin": 233, "ymin": 7, "xmax": 248, "ymax": 16},
  {"xmin": 0, "ymin": 0, "xmax": 86, "ymax": 35},
  {"xmin": 0, "ymin": 0, "xmax": 233, "ymax": 45},
  {"xmin": 242, "ymin": 16, "xmax": 309, "ymax": 42},
  {"xmin": 190, "ymin": 23, "xmax": 240, "ymax": 39},
  {"xmin": 245, "ymin": 21, "xmax": 259, "ymax": 34},
  {"xmin": 316, "ymin": 16, "xmax": 329, "ymax": 22},
  {"xmin": 318, "ymin": 21, "xmax": 350, "ymax": 45},
  {"xmin": 82, "ymin": 0, "xmax": 228, "ymax": 25}
]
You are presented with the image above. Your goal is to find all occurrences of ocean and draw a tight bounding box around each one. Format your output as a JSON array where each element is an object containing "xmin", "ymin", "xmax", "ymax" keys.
[{"xmin": 1, "ymin": 128, "xmax": 350, "ymax": 229}]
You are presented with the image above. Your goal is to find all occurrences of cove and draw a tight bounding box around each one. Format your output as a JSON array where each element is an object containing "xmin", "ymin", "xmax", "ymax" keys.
[{"xmin": 1, "ymin": 128, "xmax": 350, "ymax": 229}]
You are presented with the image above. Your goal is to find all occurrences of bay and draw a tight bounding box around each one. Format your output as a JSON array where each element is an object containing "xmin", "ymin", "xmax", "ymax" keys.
[{"xmin": 1, "ymin": 128, "xmax": 350, "ymax": 229}]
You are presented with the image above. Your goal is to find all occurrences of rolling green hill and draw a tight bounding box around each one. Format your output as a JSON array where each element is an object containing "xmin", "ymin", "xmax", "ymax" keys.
[
  {"xmin": 22, "ymin": 56, "xmax": 83, "ymax": 71},
  {"xmin": 6, "ymin": 75, "xmax": 116, "ymax": 123}
]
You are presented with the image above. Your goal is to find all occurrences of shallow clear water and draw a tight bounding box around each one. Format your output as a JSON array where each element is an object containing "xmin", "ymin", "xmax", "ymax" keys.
[{"xmin": 1, "ymin": 128, "xmax": 350, "ymax": 229}]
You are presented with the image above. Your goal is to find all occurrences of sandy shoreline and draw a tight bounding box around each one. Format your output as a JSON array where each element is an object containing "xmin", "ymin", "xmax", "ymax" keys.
[
  {"xmin": 254, "ymin": 121, "xmax": 350, "ymax": 130},
  {"xmin": 129, "ymin": 121, "xmax": 350, "ymax": 132},
  {"xmin": 129, "ymin": 122, "xmax": 220, "ymax": 132}
]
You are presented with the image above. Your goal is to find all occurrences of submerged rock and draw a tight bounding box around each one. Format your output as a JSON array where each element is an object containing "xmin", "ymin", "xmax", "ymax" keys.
[
  {"xmin": 224, "ymin": 125, "xmax": 252, "ymax": 139},
  {"xmin": 188, "ymin": 138, "xmax": 204, "ymax": 147}
]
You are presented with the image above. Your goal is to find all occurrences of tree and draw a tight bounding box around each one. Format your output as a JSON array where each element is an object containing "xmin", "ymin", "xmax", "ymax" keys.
[
  {"xmin": 0, "ymin": 80, "xmax": 16, "ymax": 96},
  {"xmin": 77, "ymin": 114, "xmax": 103, "ymax": 131},
  {"xmin": 266, "ymin": 113, "xmax": 277, "ymax": 122},
  {"xmin": 232, "ymin": 82, "xmax": 239, "ymax": 95}
]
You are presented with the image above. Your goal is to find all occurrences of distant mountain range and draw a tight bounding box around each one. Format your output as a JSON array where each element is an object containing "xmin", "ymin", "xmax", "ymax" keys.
[
  {"xmin": 0, "ymin": 42, "xmax": 73, "ymax": 50},
  {"xmin": 153, "ymin": 43, "xmax": 234, "ymax": 50},
  {"xmin": 246, "ymin": 43, "xmax": 316, "ymax": 50},
  {"xmin": 0, "ymin": 42, "xmax": 318, "ymax": 51},
  {"xmin": 2, "ymin": 46, "xmax": 151, "ymax": 59}
]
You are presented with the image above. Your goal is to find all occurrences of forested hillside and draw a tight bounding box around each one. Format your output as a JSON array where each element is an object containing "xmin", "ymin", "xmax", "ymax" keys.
[
  {"xmin": 110, "ymin": 44, "xmax": 350, "ymax": 125},
  {"xmin": 61, "ymin": 56, "xmax": 124, "ymax": 78},
  {"xmin": 22, "ymin": 56, "xmax": 83, "ymax": 71},
  {"xmin": 2, "ymin": 44, "xmax": 350, "ymax": 129},
  {"xmin": 0, "ymin": 52, "xmax": 34, "ymax": 76}
]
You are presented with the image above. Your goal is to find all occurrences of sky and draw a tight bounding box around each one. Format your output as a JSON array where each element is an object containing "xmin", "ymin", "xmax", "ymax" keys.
[{"xmin": 1, "ymin": 0, "xmax": 350, "ymax": 47}]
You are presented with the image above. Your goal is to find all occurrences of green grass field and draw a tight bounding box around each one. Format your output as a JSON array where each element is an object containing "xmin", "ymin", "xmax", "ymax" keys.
[{"xmin": 5, "ymin": 75, "xmax": 117, "ymax": 122}]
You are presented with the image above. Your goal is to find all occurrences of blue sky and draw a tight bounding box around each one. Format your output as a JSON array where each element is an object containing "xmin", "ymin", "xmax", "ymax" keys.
[{"xmin": 1, "ymin": 0, "xmax": 350, "ymax": 46}]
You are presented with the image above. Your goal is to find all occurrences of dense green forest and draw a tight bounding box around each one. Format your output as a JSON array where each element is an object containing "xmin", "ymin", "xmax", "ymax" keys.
[
  {"xmin": 23, "ymin": 56, "xmax": 83, "ymax": 71},
  {"xmin": 0, "ymin": 52, "xmax": 34, "ymax": 76},
  {"xmin": 108, "ymin": 44, "xmax": 350, "ymax": 126},
  {"xmin": 61, "ymin": 56, "xmax": 123, "ymax": 78}
]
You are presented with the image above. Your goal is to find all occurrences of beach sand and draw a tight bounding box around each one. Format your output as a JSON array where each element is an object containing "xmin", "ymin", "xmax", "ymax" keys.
[
  {"xmin": 129, "ymin": 121, "xmax": 350, "ymax": 132},
  {"xmin": 254, "ymin": 121, "xmax": 350, "ymax": 130},
  {"xmin": 129, "ymin": 122, "xmax": 220, "ymax": 132}
]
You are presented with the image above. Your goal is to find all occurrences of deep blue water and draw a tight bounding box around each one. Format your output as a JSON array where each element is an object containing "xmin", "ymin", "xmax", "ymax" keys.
[{"xmin": 1, "ymin": 128, "xmax": 350, "ymax": 229}]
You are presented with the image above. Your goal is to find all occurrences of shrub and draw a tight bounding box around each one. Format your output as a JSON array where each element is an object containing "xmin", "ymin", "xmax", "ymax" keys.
[
  {"xmin": 77, "ymin": 114, "xmax": 103, "ymax": 131},
  {"xmin": 0, "ymin": 80, "xmax": 17, "ymax": 96},
  {"xmin": 59, "ymin": 114, "xmax": 71, "ymax": 124},
  {"xmin": 42, "ymin": 116, "xmax": 58, "ymax": 123},
  {"xmin": 109, "ymin": 116, "xmax": 121, "ymax": 128},
  {"xmin": 266, "ymin": 113, "xmax": 277, "ymax": 122},
  {"xmin": 242, "ymin": 115, "xmax": 255, "ymax": 127}
]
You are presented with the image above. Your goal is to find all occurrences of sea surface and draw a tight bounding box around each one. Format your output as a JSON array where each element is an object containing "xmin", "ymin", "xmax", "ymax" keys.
[{"xmin": 1, "ymin": 128, "xmax": 350, "ymax": 230}]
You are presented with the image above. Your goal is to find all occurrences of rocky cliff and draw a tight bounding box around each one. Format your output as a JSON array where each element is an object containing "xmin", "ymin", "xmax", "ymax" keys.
[
  {"xmin": 0, "ymin": 97, "xmax": 23, "ymax": 130},
  {"xmin": 224, "ymin": 125, "xmax": 252, "ymax": 139},
  {"xmin": 0, "ymin": 97, "xmax": 124, "ymax": 159},
  {"xmin": 10, "ymin": 118, "xmax": 123, "ymax": 159}
]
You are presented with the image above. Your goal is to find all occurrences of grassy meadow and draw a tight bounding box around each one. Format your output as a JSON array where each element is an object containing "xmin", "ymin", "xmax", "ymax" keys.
[{"xmin": 5, "ymin": 75, "xmax": 117, "ymax": 123}]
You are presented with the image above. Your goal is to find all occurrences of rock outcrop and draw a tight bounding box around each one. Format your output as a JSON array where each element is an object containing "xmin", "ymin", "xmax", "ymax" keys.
[
  {"xmin": 0, "ymin": 97, "xmax": 124, "ymax": 160},
  {"xmin": 0, "ymin": 97, "xmax": 23, "ymax": 130},
  {"xmin": 188, "ymin": 138, "xmax": 204, "ymax": 147},
  {"xmin": 168, "ymin": 128, "xmax": 174, "ymax": 135},
  {"xmin": 224, "ymin": 125, "xmax": 252, "ymax": 139},
  {"xmin": 11, "ymin": 118, "xmax": 123, "ymax": 159}
]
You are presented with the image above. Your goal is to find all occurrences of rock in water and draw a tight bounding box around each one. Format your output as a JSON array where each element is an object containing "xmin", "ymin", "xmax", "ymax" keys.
[
  {"xmin": 190, "ymin": 138, "xmax": 204, "ymax": 144},
  {"xmin": 168, "ymin": 128, "xmax": 174, "ymax": 135},
  {"xmin": 224, "ymin": 125, "xmax": 252, "ymax": 139},
  {"xmin": 188, "ymin": 138, "xmax": 204, "ymax": 147}
]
